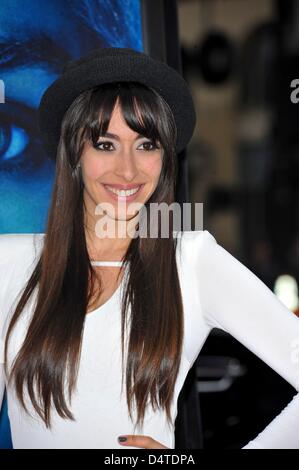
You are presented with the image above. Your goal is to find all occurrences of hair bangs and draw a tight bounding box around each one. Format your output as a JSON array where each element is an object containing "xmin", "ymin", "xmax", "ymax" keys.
[{"xmin": 79, "ymin": 81, "xmax": 176, "ymax": 154}]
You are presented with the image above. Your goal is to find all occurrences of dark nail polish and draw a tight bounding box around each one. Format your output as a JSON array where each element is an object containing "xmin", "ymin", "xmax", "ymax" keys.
[{"xmin": 118, "ymin": 436, "xmax": 127, "ymax": 442}]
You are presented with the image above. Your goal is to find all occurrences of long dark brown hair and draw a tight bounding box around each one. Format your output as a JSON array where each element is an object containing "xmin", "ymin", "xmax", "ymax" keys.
[{"xmin": 4, "ymin": 81, "xmax": 184, "ymax": 433}]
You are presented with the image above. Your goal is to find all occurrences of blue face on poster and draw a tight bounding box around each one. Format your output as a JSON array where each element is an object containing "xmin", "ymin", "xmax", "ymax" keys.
[
  {"xmin": 0, "ymin": 0, "xmax": 143, "ymax": 448},
  {"xmin": 0, "ymin": 0, "xmax": 143, "ymax": 233}
]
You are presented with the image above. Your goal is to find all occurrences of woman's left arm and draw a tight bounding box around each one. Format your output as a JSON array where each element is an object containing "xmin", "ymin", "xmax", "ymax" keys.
[{"xmin": 195, "ymin": 230, "xmax": 299, "ymax": 449}]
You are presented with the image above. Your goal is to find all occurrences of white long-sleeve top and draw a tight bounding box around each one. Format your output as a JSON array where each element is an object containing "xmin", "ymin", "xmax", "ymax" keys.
[{"xmin": 1, "ymin": 230, "xmax": 299, "ymax": 449}]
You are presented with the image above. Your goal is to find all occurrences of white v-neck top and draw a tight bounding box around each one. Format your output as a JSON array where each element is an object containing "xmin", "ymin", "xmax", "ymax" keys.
[{"xmin": 1, "ymin": 230, "xmax": 299, "ymax": 449}]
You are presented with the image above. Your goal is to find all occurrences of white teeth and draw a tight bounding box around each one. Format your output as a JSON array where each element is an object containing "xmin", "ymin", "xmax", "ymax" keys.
[{"xmin": 105, "ymin": 186, "xmax": 140, "ymax": 197}]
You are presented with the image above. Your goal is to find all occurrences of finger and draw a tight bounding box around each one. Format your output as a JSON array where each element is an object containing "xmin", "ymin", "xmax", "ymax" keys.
[{"xmin": 118, "ymin": 434, "xmax": 168, "ymax": 449}]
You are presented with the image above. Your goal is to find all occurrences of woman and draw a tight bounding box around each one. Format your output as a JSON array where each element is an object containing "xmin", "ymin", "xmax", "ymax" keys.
[{"xmin": 1, "ymin": 47, "xmax": 299, "ymax": 449}]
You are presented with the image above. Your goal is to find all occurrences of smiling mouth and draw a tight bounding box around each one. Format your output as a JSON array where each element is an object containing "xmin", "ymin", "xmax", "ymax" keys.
[{"xmin": 103, "ymin": 184, "xmax": 144, "ymax": 200}]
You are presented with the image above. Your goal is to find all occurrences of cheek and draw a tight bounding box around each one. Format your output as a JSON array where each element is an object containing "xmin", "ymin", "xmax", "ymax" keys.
[
  {"xmin": 142, "ymin": 155, "xmax": 162, "ymax": 180},
  {"xmin": 83, "ymin": 155, "xmax": 109, "ymax": 180}
]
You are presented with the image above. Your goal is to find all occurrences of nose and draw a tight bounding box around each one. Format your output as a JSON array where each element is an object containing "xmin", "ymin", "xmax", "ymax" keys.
[{"xmin": 114, "ymin": 147, "xmax": 139, "ymax": 181}]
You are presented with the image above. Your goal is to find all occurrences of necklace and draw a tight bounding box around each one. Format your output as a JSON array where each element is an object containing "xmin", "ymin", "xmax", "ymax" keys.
[{"xmin": 90, "ymin": 260, "xmax": 124, "ymax": 267}]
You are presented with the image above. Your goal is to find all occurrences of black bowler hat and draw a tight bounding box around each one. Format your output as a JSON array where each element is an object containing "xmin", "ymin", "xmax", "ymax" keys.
[{"xmin": 37, "ymin": 47, "xmax": 196, "ymax": 160}]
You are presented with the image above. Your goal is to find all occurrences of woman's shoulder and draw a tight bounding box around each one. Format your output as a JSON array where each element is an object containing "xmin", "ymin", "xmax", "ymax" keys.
[
  {"xmin": 0, "ymin": 233, "xmax": 45, "ymax": 266},
  {"xmin": 174, "ymin": 229, "xmax": 217, "ymax": 245},
  {"xmin": 173, "ymin": 229, "xmax": 218, "ymax": 267}
]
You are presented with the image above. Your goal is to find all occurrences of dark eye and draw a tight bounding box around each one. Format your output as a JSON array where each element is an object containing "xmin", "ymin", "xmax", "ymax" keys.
[
  {"xmin": 139, "ymin": 140, "xmax": 159, "ymax": 151},
  {"xmin": 94, "ymin": 141, "xmax": 114, "ymax": 151}
]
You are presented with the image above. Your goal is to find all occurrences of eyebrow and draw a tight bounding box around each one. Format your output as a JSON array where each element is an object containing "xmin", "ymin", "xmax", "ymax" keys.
[
  {"xmin": 0, "ymin": 36, "xmax": 71, "ymax": 73},
  {"xmin": 99, "ymin": 132, "xmax": 148, "ymax": 141}
]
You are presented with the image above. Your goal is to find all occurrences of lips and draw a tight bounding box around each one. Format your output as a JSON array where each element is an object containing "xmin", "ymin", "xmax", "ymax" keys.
[{"xmin": 103, "ymin": 183, "xmax": 144, "ymax": 190}]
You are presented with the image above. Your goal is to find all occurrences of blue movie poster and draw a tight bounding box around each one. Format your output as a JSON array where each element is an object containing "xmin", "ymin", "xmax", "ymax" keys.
[{"xmin": 0, "ymin": 0, "xmax": 143, "ymax": 448}]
